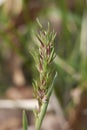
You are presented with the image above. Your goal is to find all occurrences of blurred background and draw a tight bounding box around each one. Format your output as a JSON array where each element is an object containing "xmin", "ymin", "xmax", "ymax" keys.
[{"xmin": 0, "ymin": 0, "xmax": 87, "ymax": 130}]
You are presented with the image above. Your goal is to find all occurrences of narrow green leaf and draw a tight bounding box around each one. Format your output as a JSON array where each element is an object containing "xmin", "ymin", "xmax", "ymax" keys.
[
  {"xmin": 23, "ymin": 110, "xmax": 28, "ymax": 130},
  {"xmin": 36, "ymin": 18, "xmax": 43, "ymax": 29}
]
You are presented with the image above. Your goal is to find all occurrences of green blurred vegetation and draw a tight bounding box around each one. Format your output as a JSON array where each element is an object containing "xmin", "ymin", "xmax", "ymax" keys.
[{"xmin": 0, "ymin": 0, "xmax": 87, "ymax": 112}]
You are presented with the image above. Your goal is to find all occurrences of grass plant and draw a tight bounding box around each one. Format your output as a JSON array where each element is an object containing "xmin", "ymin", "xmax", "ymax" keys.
[{"xmin": 23, "ymin": 20, "xmax": 57, "ymax": 130}]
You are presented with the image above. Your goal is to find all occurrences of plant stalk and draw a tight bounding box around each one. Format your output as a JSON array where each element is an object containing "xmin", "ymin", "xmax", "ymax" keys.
[{"xmin": 35, "ymin": 73, "xmax": 57, "ymax": 130}]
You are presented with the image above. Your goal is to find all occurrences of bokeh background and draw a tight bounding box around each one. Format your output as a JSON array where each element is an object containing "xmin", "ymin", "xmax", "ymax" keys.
[{"xmin": 0, "ymin": 0, "xmax": 87, "ymax": 130}]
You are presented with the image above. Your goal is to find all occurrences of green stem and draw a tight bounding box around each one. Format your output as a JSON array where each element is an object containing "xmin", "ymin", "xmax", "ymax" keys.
[
  {"xmin": 35, "ymin": 73, "xmax": 57, "ymax": 130},
  {"xmin": 23, "ymin": 110, "xmax": 28, "ymax": 130}
]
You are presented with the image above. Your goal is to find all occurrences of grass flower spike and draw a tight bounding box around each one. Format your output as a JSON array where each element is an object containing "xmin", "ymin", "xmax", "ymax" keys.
[{"xmin": 32, "ymin": 20, "xmax": 57, "ymax": 130}]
